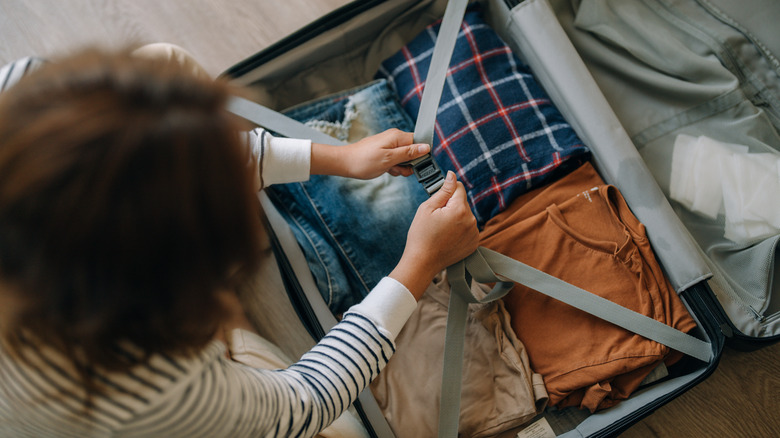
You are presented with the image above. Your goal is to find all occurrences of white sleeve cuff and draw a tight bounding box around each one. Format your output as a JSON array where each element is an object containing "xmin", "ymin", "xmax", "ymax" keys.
[
  {"xmin": 345, "ymin": 277, "xmax": 418, "ymax": 341},
  {"xmin": 251, "ymin": 129, "xmax": 312, "ymax": 185}
]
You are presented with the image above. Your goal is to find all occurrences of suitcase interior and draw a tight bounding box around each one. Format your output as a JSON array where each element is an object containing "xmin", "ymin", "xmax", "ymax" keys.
[{"xmin": 223, "ymin": 0, "xmax": 779, "ymax": 435}]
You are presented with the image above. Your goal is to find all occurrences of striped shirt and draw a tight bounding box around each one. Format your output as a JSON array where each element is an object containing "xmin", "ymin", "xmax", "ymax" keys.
[
  {"xmin": 0, "ymin": 289, "xmax": 415, "ymax": 437},
  {"xmin": 0, "ymin": 57, "xmax": 418, "ymax": 437},
  {"xmin": 0, "ymin": 56, "xmax": 46, "ymax": 92}
]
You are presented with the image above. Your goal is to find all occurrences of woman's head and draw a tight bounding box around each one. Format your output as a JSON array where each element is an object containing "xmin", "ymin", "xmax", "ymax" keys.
[{"xmin": 0, "ymin": 48, "xmax": 262, "ymax": 370}]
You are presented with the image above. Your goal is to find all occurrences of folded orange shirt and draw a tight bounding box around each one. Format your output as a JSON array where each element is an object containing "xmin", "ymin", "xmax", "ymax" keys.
[{"xmin": 479, "ymin": 162, "xmax": 697, "ymax": 412}]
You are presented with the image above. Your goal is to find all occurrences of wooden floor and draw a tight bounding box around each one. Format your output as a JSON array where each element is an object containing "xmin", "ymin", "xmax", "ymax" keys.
[{"xmin": 2, "ymin": 1, "xmax": 778, "ymax": 437}]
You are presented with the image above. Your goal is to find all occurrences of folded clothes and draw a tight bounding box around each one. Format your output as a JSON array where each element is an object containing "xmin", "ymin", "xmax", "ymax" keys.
[
  {"xmin": 370, "ymin": 273, "xmax": 548, "ymax": 437},
  {"xmin": 479, "ymin": 162, "xmax": 697, "ymax": 412},
  {"xmin": 377, "ymin": 7, "xmax": 590, "ymax": 226}
]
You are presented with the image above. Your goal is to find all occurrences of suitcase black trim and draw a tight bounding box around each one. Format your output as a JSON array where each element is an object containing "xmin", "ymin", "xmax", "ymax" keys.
[
  {"xmin": 222, "ymin": 0, "xmax": 524, "ymax": 82},
  {"xmin": 222, "ymin": 0, "xmax": 387, "ymax": 81},
  {"xmin": 699, "ymin": 284, "xmax": 780, "ymax": 350},
  {"xmin": 262, "ymin": 216, "xmax": 325, "ymax": 341}
]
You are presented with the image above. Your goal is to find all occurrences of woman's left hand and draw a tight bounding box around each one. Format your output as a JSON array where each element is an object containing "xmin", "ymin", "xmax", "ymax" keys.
[{"xmin": 310, "ymin": 129, "xmax": 431, "ymax": 179}]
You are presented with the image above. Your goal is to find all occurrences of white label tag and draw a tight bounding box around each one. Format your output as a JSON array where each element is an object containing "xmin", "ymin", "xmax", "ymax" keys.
[{"xmin": 516, "ymin": 418, "xmax": 556, "ymax": 438}]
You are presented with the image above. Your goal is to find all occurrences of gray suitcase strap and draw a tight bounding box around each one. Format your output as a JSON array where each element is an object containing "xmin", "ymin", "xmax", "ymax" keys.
[
  {"xmin": 227, "ymin": 2, "xmax": 713, "ymax": 437},
  {"xmin": 410, "ymin": 1, "xmax": 712, "ymax": 435},
  {"xmin": 227, "ymin": 96, "xmax": 347, "ymax": 146},
  {"xmin": 406, "ymin": 0, "xmax": 480, "ymax": 435}
]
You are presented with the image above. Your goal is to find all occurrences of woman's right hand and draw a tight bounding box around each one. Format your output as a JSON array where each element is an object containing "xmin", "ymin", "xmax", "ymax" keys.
[{"xmin": 389, "ymin": 171, "xmax": 480, "ymax": 300}]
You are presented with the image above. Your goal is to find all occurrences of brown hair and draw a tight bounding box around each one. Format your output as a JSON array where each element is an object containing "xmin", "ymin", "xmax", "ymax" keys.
[{"xmin": 0, "ymin": 49, "xmax": 262, "ymax": 393}]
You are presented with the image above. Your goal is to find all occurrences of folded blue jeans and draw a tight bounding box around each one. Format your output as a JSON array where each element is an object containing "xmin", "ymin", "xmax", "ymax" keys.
[{"xmin": 267, "ymin": 80, "xmax": 428, "ymax": 315}]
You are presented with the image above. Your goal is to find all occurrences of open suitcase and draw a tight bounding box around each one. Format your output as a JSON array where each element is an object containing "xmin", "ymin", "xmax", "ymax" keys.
[{"xmin": 221, "ymin": 0, "xmax": 780, "ymax": 436}]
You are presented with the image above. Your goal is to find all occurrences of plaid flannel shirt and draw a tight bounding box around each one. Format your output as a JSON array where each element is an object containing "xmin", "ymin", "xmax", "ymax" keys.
[{"xmin": 377, "ymin": 8, "xmax": 590, "ymax": 226}]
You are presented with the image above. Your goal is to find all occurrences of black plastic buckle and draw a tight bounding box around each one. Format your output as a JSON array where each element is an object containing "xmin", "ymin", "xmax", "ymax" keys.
[{"xmin": 409, "ymin": 153, "xmax": 445, "ymax": 196}]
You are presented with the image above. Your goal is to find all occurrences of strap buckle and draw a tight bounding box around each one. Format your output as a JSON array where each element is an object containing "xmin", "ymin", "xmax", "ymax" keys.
[{"xmin": 409, "ymin": 153, "xmax": 445, "ymax": 195}]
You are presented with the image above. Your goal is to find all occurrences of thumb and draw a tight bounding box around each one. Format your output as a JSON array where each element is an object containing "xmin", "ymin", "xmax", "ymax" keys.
[
  {"xmin": 428, "ymin": 170, "xmax": 457, "ymax": 207},
  {"xmin": 391, "ymin": 143, "xmax": 431, "ymax": 165}
]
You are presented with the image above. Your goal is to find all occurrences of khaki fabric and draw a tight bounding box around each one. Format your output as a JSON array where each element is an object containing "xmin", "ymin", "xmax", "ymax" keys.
[{"xmin": 370, "ymin": 274, "xmax": 548, "ymax": 437}]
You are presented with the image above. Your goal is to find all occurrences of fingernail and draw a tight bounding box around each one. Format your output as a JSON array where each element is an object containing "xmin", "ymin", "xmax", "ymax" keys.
[
  {"xmin": 446, "ymin": 170, "xmax": 455, "ymax": 182},
  {"xmin": 417, "ymin": 144, "xmax": 430, "ymax": 154}
]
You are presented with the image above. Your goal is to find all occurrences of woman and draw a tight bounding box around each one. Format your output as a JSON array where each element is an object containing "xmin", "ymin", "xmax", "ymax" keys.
[{"xmin": 0, "ymin": 48, "xmax": 478, "ymax": 436}]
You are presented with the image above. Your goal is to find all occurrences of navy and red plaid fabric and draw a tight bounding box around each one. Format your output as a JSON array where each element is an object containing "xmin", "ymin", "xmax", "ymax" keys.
[{"xmin": 377, "ymin": 9, "xmax": 590, "ymax": 226}]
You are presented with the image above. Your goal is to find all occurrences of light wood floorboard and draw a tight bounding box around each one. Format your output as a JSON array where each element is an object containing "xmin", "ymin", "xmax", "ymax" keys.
[{"xmin": 1, "ymin": 1, "xmax": 777, "ymax": 437}]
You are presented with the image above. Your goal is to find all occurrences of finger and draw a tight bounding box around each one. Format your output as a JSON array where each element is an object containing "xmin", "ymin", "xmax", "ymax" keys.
[
  {"xmin": 382, "ymin": 129, "xmax": 414, "ymax": 148},
  {"xmin": 446, "ymin": 181, "xmax": 470, "ymax": 208},
  {"xmin": 427, "ymin": 170, "xmax": 457, "ymax": 207},
  {"xmin": 394, "ymin": 129, "xmax": 415, "ymax": 147},
  {"xmin": 409, "ymin": 143, "xmax": 431, "ymax": 159},
  {"xmin": 387, "ymin": 143, "xmax": 430, "ymax": 166},
  {"xmin": 389, "ymin": 165, "xmax": 414, "ymax": 177}
]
